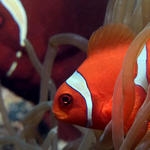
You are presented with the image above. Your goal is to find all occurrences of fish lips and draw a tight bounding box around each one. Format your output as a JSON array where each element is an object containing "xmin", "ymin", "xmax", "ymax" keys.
[{"xmin": 53, "ymin": 109, "xmax": 68, "ymax": 120}]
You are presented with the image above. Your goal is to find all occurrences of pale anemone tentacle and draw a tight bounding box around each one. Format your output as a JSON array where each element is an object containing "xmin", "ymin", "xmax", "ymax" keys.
[
  {"xmin": 78, "ymin": 129, "xmax": 96, "ymax": 150},
  {"xmin": 112, "ymin": 0, "xmax": 128, "ymax": 23},
  {"xmin": 66, "ymin": 71, "xmax": 93, "ymax": 127},
  {"xmin": 105, "ymin": 0, "xmax": 150, "ymax": 33},
  {"xmin": 135, "ymin": 130, "xmax": 150, "ymax": 150},
  {"xmin": 112, "ymin": 23, "xmax": 150, "ymax": 150},
  {"xmin": 98, "ymin": 120, "xmax": 113, "ymax": 150},
  {"xmin": 129, "ymin": 0, "xmax": 143, "ymax": 33},
  {"xmin": 22, "ymin": 102, "xmax": 51, "ymax": 126},
  {"xmin": 123, "ymin": 0, "xmax": 136, "ymax": 25},
  {"xmin": 20, "ymin": 102, "xmax": 53, "ymax": 142},
  {"xmin": 120, "ymin": 86, "xmax": 150, "ymax": 150},
  {"xmin": 0, "ymin": 136, "xmax": 41, "ymax": 150},
  {"xmin": 0, "ymin": 0, "xmax": 27, "ymax": 46},
  {"xmin": 42, "ymin": 126, "xmax": 58, "ymax": 150},
  {"xmin": 50, "ymin": 33, "xmax": 88, "ymax": 52},
  {"xmin": 39, "ymin": 44, "xmax": 57, "ymax": 102},
  {"xmin": 0, "ymin": 84, "xmax": 16, "ymax": 136},
  {"xmin": 112, "ymin": 71, "xmax": 124, "ymax": 150},
  {"xmin": 104, "ymin": 0, "xmax": 116, "ymax": 24},
  {"xmin": 142, "ymin": 0, "xmax": 150, "ymax": 27}
]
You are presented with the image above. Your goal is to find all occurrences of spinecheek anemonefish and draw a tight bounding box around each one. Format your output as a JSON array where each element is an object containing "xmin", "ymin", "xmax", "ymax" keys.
[{"xmin": 53, "ymin": 24, "xmax": 149, "ymax": 130}]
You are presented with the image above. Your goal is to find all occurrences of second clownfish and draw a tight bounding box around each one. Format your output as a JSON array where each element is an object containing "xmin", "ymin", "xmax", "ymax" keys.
[{"xmin": 53, "ymin": 24, "xmax": 149, "ymax": 130}]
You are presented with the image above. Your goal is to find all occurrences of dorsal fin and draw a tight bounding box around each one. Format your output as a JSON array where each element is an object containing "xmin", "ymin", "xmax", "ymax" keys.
[{"xmin": 88, "ymin": 24, "xmax": 135, "ymax": 56}]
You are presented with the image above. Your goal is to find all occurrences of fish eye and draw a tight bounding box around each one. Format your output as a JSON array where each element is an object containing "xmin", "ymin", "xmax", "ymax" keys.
[{"xmin": 59, "ymin": 94, "xmax": 73, "ymax": 106}]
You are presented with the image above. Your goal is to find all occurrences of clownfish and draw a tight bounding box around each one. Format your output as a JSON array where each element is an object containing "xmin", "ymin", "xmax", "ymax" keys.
[{"xmin": 53, "ymin": 24, "xmax": 149, "ymax": 130}]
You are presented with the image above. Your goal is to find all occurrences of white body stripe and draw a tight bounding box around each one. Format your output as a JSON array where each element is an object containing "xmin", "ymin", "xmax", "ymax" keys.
[
  {"xmin": 6, "ymin": 61, "xmax": 18, "ymax": 76},
  {"xmin": 66, "ymin": 71, "xmax": 93, "ymax": 127},
  {"xmin": 134, "ymin": 44, "xmax": 148, "ymax": 91},
  {"xmin": 1, "ymin": 0, "xmax": 27, "ymax": 46}
]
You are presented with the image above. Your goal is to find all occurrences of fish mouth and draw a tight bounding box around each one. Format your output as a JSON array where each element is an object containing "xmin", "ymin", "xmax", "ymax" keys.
[{"xmin": 53, "ymin": 111, "xmax": 68, "ymax": 120}]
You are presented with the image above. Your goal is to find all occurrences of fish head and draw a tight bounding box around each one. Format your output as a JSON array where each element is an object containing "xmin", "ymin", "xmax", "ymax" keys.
[{"xmin": 53, "ymin": 82, "xmax": 87, "ymax": 127}]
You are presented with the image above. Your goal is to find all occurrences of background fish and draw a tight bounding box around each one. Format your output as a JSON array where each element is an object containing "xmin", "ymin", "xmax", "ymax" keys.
[{"xmin": 53, "ymin": 24, "xmax": 148, "ymax": 131}]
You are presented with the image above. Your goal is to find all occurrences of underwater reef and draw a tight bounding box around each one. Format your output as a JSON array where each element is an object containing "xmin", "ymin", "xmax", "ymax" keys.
[{"xmin": 0, "ymin": 0, "xmax": 150, "ymax": 150}]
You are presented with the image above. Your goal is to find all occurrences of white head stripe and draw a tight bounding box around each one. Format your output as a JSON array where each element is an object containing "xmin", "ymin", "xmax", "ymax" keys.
[
  {"xmin": 1, "ymin": 0, "xmax": 27, "ymax": 46},
  {"xmin": 134, "ymin": 44, "xmax": 148, "ymax": 91},
  {"xmin": 66, "ymin": 71, "xmax": 93, "ymax": 127}
]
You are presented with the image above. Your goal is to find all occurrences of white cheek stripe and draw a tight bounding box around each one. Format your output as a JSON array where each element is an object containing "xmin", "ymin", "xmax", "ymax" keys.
[
  {"xmin": 66, "ymin": 71, "xmax": 93, "ymax": 127},
  {"xmin": 1, "ymin": 0, "xmax": 27, "ymax": 46},
  {"xmin": 134, "ymin": 44, "xmax": 148, "ymax": 91}
]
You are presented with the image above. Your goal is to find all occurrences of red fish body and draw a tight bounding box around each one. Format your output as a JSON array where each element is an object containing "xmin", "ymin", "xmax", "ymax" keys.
[{"xmin": 53, "ymin": 24, "xmax": 148, "ymax": 130}]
